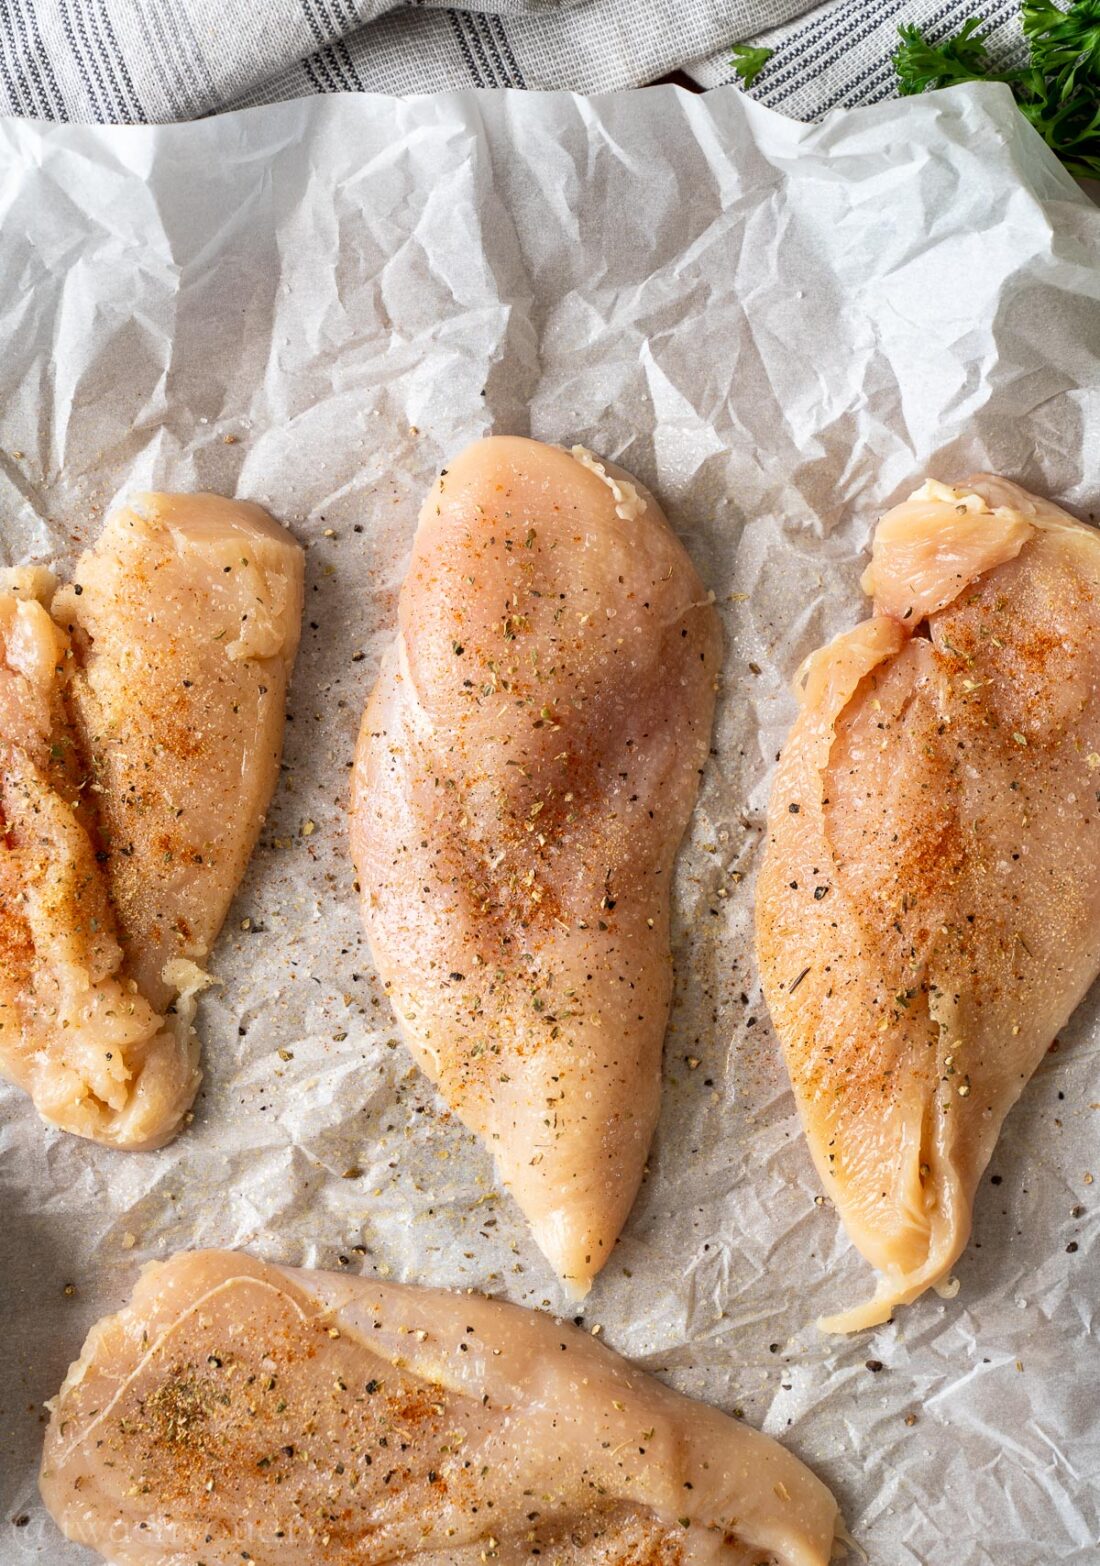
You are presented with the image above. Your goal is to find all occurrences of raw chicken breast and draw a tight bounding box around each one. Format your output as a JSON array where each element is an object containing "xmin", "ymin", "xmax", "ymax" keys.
[
  {"xmin": 0, "ymin": 494, "xmax": 303, "ymax": 1148},
  {"xmin": 757, "ymin": 476, "xmax": 1100, "ymax": 1331},
  {"xmin": 40, "ymin": 1249, "xmax": 839, "ymax": 1566},
  {"xmin": 53, "ymin": 492, "xmax": 305, "ymax": 1009},
  {"xmin": 351, "ymin": 438, "xmax": 720, "ymax": 1294},
  {"xmin": 0, "ymin": 577, "xmax": 195, "ymax": 1148}
]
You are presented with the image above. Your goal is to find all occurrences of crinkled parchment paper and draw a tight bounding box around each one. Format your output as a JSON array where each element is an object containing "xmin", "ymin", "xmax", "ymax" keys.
[{"xmin": 1, "ymin": 81, "xmax": 1098, "ymax": 1566}]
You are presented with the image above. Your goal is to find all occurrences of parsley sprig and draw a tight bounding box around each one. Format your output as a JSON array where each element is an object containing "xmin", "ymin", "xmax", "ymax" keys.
[
  {"xmin": 894, "ymin": 2, "xmax": 1100, "ymax": 178},
  {"xmin": 730, "ymin": 44, "xmax": 775, "ymax": 89}
]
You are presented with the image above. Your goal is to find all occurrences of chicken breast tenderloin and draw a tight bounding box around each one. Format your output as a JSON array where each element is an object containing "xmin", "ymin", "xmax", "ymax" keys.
[
  {"xmin": 351, "ymin": 438, "xmax": 721, "ymax": 1295},
  {"xmin": 0, "ymin": 493, "xmax": 303, "ymax": 1149},
  {"xmin": 40, "ymin": 1249, "xmax": 840, "ymax": 1566},
  {"xmin": 757, "ymin": 476, "xmax": 1100, "ymax": 1331}
]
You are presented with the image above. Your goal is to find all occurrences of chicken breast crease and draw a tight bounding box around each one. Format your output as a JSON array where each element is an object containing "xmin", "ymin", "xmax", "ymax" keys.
[
  {"xmin": 351, "ymin": 438, "xmax": 721, "ymax": 1294},
  {"xmin": 40, "ymin": 1249, "xmax": 840, "ymax": 1566},
  {"xmin": 757, "ymin": 476, "xmax": 1100, "ymax": 1331},
  {"xmin": 0, "ymin": 492, "xmax": 303, "ymax": 1149}
]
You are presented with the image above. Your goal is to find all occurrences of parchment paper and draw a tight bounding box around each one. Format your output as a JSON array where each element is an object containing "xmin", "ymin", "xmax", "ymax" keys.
[{"xmin": 1, "ymin": 81, "xmax": 1098, "ymax": 1566}]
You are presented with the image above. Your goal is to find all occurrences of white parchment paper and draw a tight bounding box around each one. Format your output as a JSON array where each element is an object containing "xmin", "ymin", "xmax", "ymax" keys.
[{"xmin": 1, "ymin": 82, "xmax": 1098, "ymax": 1566}]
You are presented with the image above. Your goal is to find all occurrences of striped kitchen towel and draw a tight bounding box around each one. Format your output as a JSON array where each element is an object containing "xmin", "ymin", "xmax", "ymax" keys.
[{"xmin": 0, "ymin": 0, "xmax": 1026, "ymax": 124}]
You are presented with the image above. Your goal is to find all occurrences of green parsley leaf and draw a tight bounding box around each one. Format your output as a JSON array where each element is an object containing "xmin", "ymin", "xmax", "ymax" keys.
[
  {"xmin": 730, "ymin": 44, "xmax": 775, "ymax": 90},
  {"xmin": 893, "ymin": 19, "xmax": 999, "ymax": 94}
]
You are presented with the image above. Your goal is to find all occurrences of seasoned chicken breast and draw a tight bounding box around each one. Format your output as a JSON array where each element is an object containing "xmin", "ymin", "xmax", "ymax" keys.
[
  {"xmin": 40, "ymin": 1249, "xmax": 839, "ymax": 1566},
  {"xmin": 0, "ymin": 576, "xmax": 197, "ymax": 1148},
  {"xmin": 53, "ymin": 492, "xmax": 305, "ymax": 1008},
  {"xmin": 0, "ymin": 493, "xmax": 303, "ymax": 1148},
  {"xmin": 757, "ymin": 477, "xmax": 1100, "ymax": 1331},
  {"xmin": 351, "ymin": 438, "xmax": 720, "ymax": 1295}
]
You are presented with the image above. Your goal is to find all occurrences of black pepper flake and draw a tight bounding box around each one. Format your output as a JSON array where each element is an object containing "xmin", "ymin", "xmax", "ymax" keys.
[
  {"xmin": 788, "ymin": 802, "xmax": 800, "ymax": 814},
  {"xmin": 788, "ymin": 967, "xmax": 811, "ymax": 995}
]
